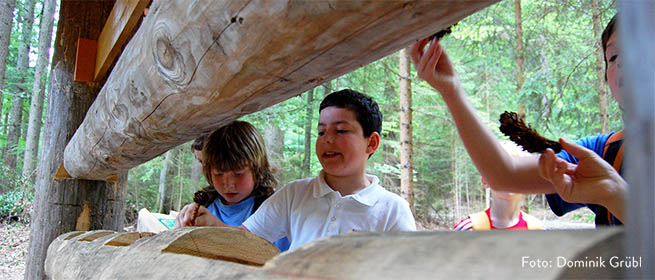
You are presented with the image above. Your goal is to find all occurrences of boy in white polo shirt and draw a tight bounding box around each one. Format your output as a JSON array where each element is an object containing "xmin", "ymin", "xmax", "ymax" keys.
[{"xmin": 176, "ymin": 89, "xmax": 416, "ymax": 250}]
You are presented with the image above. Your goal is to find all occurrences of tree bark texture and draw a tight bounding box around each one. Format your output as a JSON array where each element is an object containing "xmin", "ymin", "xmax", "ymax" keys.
[
  {"xmin": 5, "ymin": 0, "xmax": 35, "ymax": 170},
  {"xmin": 591, "ymin": 0, "xmax": 609, "ymax": 134},
  {"xmin": 399, "ymin": 47, "xmax": 414, "ymax": 214},
  {"xmin": 45, "ymin": 227, "xmax": 627, "ymax": 279},
  {"xmin": 22, "ymin": 0, "xmax": 57, "ymax": 182},
  {"xmin": 25, "ymin": 2, "xmax": 127, "ymax": 279},
  {"xmin": 301, "ymin": 88, "xmax": 314, "ymax": 178},
  {"xmin": 61, "ymin": 0, "xmax": 498, "ymax": 181},
  {"xmin": 0, "ymin": 0, "xmax": 16, "ymax": 103}
]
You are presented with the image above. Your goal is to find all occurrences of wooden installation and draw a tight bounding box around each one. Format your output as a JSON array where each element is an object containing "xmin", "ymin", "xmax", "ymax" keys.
[
  {"xmin": 62, "ymin": 0, "xmax": 499, "ymax": 181},
  {"xmin": 45, "ymin": 227, "xmax": 632, "ymax": 279}
]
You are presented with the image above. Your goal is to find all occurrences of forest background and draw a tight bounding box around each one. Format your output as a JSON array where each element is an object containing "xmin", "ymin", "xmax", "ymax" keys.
[{"xmin": 0, "ymin": 0, "xmax": 619, "ymax": 231}]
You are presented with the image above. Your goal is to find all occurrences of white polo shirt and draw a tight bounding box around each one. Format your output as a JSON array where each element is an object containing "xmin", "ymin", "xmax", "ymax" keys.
[{"xmin": 243, "ymin": 170, "xmax": 416, "ymax": 250}]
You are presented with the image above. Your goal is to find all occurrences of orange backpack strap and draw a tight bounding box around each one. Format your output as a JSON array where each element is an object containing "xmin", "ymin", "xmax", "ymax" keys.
[
  {"xmin": 522, "ymin": 212, "xmax": 544, "ymax": 230},
  {"xmin": 469, "ymin": 211, "xmax": 491, "ymax": 230},
  {"xmin": 602, "ymin": 130, "xmax": 624, "ymax": 173},
  {"xmin": 600, "ymin": 130, "xmax": 624, "ymax": 224}
]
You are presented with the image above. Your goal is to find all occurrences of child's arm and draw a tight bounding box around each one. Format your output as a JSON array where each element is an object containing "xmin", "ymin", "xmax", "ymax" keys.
[
  {"xmin": 410, "ymin": 38, "xmax": 555, "ymax": 194},
  {"xmin": 539, "ymin": 139, "xmax": 626, "ymax": 222},
  {"xmin": 174, "ymin": 203, "xmax": 223, "ymax": 227},
  {"xmin": 174, "ymin": 202, "xmax": 253, "ymax": 230}
]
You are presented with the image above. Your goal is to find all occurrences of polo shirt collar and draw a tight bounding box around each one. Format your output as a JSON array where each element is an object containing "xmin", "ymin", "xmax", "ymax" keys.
[{"xmin": 313, "ymin": 170, "xmax": 380, "ymax": 207}]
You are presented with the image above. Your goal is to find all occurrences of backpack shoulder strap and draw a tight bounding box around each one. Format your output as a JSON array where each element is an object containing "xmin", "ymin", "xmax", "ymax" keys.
[
  {"xmin": 602, "ymin": 130, "xmax": 624, "ymax": 173},
  {"xmin": 469, "ymin": 211, "xmax": 491, "ymax": 230},
  {"xmin": 522, "ymin": 212, "xmax": 544, "ymax": 230}
]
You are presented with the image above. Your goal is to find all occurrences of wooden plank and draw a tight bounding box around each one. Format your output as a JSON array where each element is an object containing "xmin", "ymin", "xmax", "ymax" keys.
[
  {"xmin": 620, "ymin": 1, "xmax": 655, "ymax": 278},
  {"xmin": 94, "ymin": 0, "xmax": 149, "ymax": 81},
  {"xmin": 62, "ymin": 0, "xmax": 499, "ymax": 180}
]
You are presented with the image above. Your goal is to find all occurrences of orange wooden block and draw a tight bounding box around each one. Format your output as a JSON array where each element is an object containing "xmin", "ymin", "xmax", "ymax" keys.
[{"xmin": 74, "ymin": 38, "xmax": 97, "ymax": 82}]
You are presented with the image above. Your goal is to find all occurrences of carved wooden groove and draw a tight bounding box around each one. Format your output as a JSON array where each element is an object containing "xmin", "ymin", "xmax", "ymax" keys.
[
  {"xmin": 46, "ymin": 227, "xmax": 629, "ymax": 279},
  {"xmin": 62, "ymin": 0, "xmax": 498, "ymax": 180}
]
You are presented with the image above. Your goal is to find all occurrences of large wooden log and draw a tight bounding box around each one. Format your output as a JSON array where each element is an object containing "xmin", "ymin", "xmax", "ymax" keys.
[
  {"xmin": 62, "ymin": 0, "xmax": 498, "ymax": 180},
  {"xmin": 45, "ymin": 227, "xmax": 634, "ymax": 279},
  {"xmin": 45, "ymin": 228, "xmax": 280, "ymax": 279}
]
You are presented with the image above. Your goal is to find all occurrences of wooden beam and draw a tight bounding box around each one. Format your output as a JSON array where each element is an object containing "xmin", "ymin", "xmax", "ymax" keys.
[
  {"xmin": 62, "ymin": 0, "xmax": 498, "ymax": 180},
  {"xmin": 46, "ymin": 228, "xmax": 632, "ymax": 279},
  {"xmin": 94, "ymin": 0, "xmax": 149, "ymax": 81},
  {"xmin": 620, "ymin": 1, "xmax": 655, "ymax": 278}
]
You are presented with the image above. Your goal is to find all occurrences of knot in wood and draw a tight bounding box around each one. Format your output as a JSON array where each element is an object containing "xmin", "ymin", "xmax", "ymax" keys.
[{"xmin": 152, "ymin": 23, "xmax": 194, "ymax": 87}]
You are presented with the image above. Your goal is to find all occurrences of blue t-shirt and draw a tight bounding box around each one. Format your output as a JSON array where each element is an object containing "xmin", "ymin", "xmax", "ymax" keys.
[
  {"xmin": 545, "ymin": 132, "xmax": 623, "ymax": 226},
  {"xmin": 207, "ymin": 196, "xmax": 291, "ymax": 251}
]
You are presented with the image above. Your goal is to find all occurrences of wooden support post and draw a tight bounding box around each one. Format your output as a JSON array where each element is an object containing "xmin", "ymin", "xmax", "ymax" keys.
[
  {"xmin": 62, "ymin": 0, "xmax": 499, "ymax": 181},
  {"xmin": 619, "ymin": 1, "xmax": 655, "ymax": 278}
]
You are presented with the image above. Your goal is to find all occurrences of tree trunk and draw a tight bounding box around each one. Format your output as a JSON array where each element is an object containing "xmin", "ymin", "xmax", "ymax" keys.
[
  {"xmin": 301, "ymin": 88, "xmax": 314, "ymax": 178},
  {"xmin": 25, "ymin": 2, "xmax": 125, "ymax": 279},
  {"xmin": 5, "ymin": 0, "xmax": 36, "ymax": 171},
  {"xmin": 483, "ymin": 68, "xmax": 490, "ymax": 209},
  {"xmin": 158, "ymin": 148, "xmax": 178, "ymax": 214},
  {"xmin": 451, "ymin": 129, "xmax": 459, "ymax": 221},
  {"xmin": 60, "ymin": 0, "xmax": 498, "ymax": 181},
  {"xmin": 22, "ymin": 0, "xmax": 57, "ymax": 182},
  {"xmin": 0, "ymin": 0, "xmax": 16, "ymax": 104},
  {"xmin": 514, "ymin": 0, "xmax": 524, "ymax": 95},
  {"xmin": 264, "ymin": 114, "xmax": 284, "ymax": 174},
  {"xmin": 190, "ymin": 154, "xmax": 203, "ymax": 186},
  {"xmin": 399, "ymin": 48, "xmax": 414, "ymax": 214},
  {"xmin": 591, "ymin": 0, "xmax": 610, "ymax": 134}
]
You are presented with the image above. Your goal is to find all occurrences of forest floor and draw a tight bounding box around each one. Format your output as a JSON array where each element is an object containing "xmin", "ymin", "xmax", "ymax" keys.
[{"xmin": 0, "ymin": 208, "xmax": 595, "ymax": 280}]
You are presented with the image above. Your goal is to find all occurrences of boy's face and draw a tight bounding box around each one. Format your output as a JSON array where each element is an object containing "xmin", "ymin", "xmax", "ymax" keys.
[
  {"xmin": 605, "ymin": 31, "xmax": 623, "ymax": 108},
  {"xmin": 316, "ymin": 107, "xmax": 379, "ymax": 178},
  {"xmin": 210, "ymin": 166, "xmax": 255, "ymax": 205}
]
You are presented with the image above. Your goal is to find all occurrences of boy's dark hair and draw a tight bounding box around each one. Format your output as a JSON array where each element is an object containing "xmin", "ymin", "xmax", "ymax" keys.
[
  {"xmin": 191, "ymin": 134, "xmax": 209, "ymax": 152},
  {"xmin": 601, "ymin": 14, "xmax": 618, "ymax": 81},
  {"xmin": 319, "ymin": 89, "xmax": 382, "ymax": 137},
  {"xmin": 201, "ymin": 121, "xmax": 276, "ymax": 203}
]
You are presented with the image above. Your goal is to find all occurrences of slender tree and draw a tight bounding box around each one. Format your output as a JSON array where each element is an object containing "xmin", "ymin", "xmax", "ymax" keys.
[
  {"xmin": 591, "ymin": 0, "xmax": 610, "ymax": 133},
  {"xmin": 26, "ymin": 1, "xmax": 126, "ymax": 278},
  {"xmin": 399, "ymin": 47, "xmax": 414, "ymax": 214},
  {"xmin": 23, "ymin": 0, "xmax": 57, "ymax": 182},
  {"xmin": 0, "ymin": 0, "xmax": 16, "ymax": 105},
  {"xmin": 5, "ymin": 0, "xmax": 36, "ymax": 171},
  {"xmin": 158, "ymin": 148, "xmax": 178, "ymax": 214},
  {"xmin": 301, "ymin": 88, "xmax": 314, "ymax": 178},
  {"xmin": 514, "ymin": 0, "xmax": 524, "ymax": 95},
  {"xmin": 190, "ymin": 143, "xmax": 203, "ymax": 187},
  {"xmin": 264, "ymin": 113, "xmax": 284, "ymax": 177}
]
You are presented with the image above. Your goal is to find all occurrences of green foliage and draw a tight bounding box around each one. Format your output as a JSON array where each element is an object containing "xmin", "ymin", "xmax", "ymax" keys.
[
  {"xmin": 571, "ymin": 211, "xmax": 596, "ymax": 223},
  {"xmin": 0, "ymin": 189, "xmax": 32, "ymax": 218}
]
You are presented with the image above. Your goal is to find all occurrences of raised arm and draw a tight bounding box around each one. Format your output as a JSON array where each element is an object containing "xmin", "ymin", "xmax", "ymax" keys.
[{"xmin": 410, "ymin": 38, "xmax": 555, "ymax": 194}]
